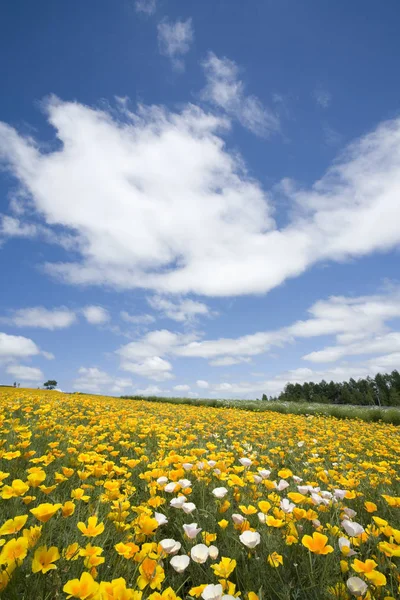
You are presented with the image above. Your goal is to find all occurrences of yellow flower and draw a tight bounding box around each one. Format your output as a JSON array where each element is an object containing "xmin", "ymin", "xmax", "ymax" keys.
[
  {"xmin": 71, "ymin": 488, "xmax": 90, "ymax": 502},
  {"xmin": 77, "ymin": 516, "xmax": 105, "ymax": 537},
  {"xmin": 22, "ymin": 525, "xmax": 42, "ymax": 548},
  {"xmin": 1, "ymin": 479, "xmax": 29, "ymax": 499},
  {"xmin": 211, "ymin": 557, "xmax": 237, "ymax": 578},
  {"xmin": 137, "ymin": 558, "xmax": 165, "ymax": 590},
  {"xmin": 248, "ymin": 593, "xmax": 259, "ymax": 600},
  {"xmin": 301, "ymin": 532, "xmax": 333, "ymax": 555},
  {"xmin": 115, "ymin": 541, "xmax": 140, "ymax": 559},
  {"xmin": 267, "ymin": 552, "xmax": 283, "ymax": 567},
  {"xmin": 30, "ymin": 503, "xmax": 62, "ymax": 523},
  {"xmin": 239, "ymin": 504, "xmax": 257, "ymax": 515},
  {"xmin": 265, "ymin": 515, "xmax": 284, "ymax": 528},
  {"xmin": 0, "ymin": 536, "xmax": 29, "ymax": 565},
  {"xmin": 63, "ymin": 543, "xmax": 81, "ymax": 561},
  {"xmin": 63, "ymin": 571, "xmax": 100, "ymax": 599},
  {"xmin": 32, "ymin": 545, "xmax": 60, "ymax": 574},
  {"xmin": 352, "ymin": 558, "xmax": 377, "ymax": 574},
  {"xmin": 62, "ymin": 501, "xmax": 76, "ymax": 517},
  {"xmin": 100, "ymin": 577, "xmax": 139, "ymax": 600},
  {"xmin": 364, "ymin": 501, "xmax": 377, "ymax": 513},
  {"xmin": 365, "ymin": 570, "xmax": 387, "ymax": 587},
  {"xmin": 258, "ymin": 500, "xmax": 271, "ymax": 514},
  {"xmin": 147, "ymin": 588, "xmax": 180, "ymax": 600},
  {"xmin": 0, "ymin": 515, "xmax": 28, "ymax": 536},
  {"xmin": 188, "ymin": 585, "xmax": 208, "ymax": 598},
  {"xmin": 218, "ymin": 519, "xmax": 229, "ymax": 529}
]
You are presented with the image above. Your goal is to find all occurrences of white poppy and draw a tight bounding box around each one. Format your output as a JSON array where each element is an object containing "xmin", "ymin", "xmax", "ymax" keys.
[
  {"xmin": 154, "ymin": 512, "xmax": 168, "ymax": 526},
  {"xmin": 239, "ymin": 458, "xmax": 252, "ymax": 467},
  {"xmin": 182, "ymin": 502, "xmax": 196, "ymax": 514},
  {"xmin": 178, "ymin": 479, "xmax": 192, "ymax": 489},
  {"xmin": 232, "ymin": 513, "xmax": 245, "ymax": 525},
  {"xmin": 190, "ymin": 544, "xmax": 209, "ymax": 564},
  {"xmin": 334, "ymin": 489, "xmax": 347, "ymax": 500},
  {"xmin": 341, "ymin": 520, "xmax": 365, "ymax": 537},
  {"xmin": 164, "ymin": 482, "xmax": 178, "ymax": 493},
  {"xmin": 182, "ymin": 463, "xmax": 194, "ymax": 471},
  {"xmin": 292, "ymin": 476, "xmax": 303, "ymax": 483},
  {"xmin": 159, "ymin": 539, "xmax": 181, "ymax": 554},
  {"xmin": 338, "ymin": 537, "xmax": 357, "ymax": 557},
  {"xmin": 183, "ymin": 523, "xmax": 202, "ymax": 539},
  {"xmin": 258, "ymin": 469, "xmax": 271, "ymax": 479},
  {"xmin": 280, "ymin": 498, "xmax": 295, "ymax": 513},
  {"xmin": 208, "ymin": 460, "xmax": 217, "ymax": 467},
  {"xmin": 212, "ymin": 487, "xmax": 228, "ymax": 499},
  {"xmin": 276, "ymin": 480, "xmax": 290, "ymax": 492},
  {"xmin": 201, "ymin": 584, "xmax": 223, "ymax": 600},
  {"xmin": 208, "ymin": 545, "xmax": 219, "ymax": 559},
  {"xmin": 157, "ymin": 476, "xmax": 168, "ymax": 485},
  {"xmin": 239, "ymin": 530, "xmax": 261, "ymax": 548},
  {"xmin": 170, "ymin": 554, "xmax": 190, "ymax": 573},
  {"xmin": 346, "ymin": 577, "xmax": 368, "ymax": 596},
  {"xmin": 170, "ymin": 496, "xmax": 186, "ymax": 509}
]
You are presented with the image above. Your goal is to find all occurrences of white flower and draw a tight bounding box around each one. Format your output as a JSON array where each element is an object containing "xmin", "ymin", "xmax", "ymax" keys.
[
  {"xmin": 178, "ymin": 478, "xmax": 192, "ymax": 489},
  {"xmin": 182, "ymin": 502, "xmax": 196, "ymax": 514},
  {"xmin": 312, "ymin": 519, "xmax": 321, "ymax": 528},
  {"xmin": 343, "ymin": 507, "xmax": 357, "ymax": 518},
  {"xmin": 197, "ymin": 462, "xmax": 205, "ymax": 469},
  {"xmin": 170, "ymin": 554, "xmax": 190, "ymax": 573},
  {"xmin": 170, "ymin": 496, "xmax": 186, "ymax": 509},
  {"xmin": 212, "ymin": 487, "xmax": 228, "ymax": 499},
  {"xmin": 159, "ymin": 539, "xmax": 181, "ymax": 555},
  {"xmin": 292, "ymin": 475, "xmax": 303, "ymax": 483},
  {"xmin": 164, "ymin": 482, "xmax": 178, "ymax": 493},
  {"xmin": 257, "ymin": 512, "xmax": 266, "ymax": 524},
  {"xmin": 310, "ymin": 493, "xmax": 323, "ymax": 505},
  {"xmin": 190, "ymin": 544, "xmax": 209, "ymax": 564},
  {"xmin": 182, "ymin": 463, "xmax": 193, "ymax": 471},
  {"xmin": 338, "ymin": 537, "xmax": 357, "ymax": 557},
  {"xmin": 280, "ymin": 498, "xmax": 295, "ymax": 513},
  {"xmin": 232, "ymin": 513, "xmax": 245, "ymax": 525},
  {"xmin": 183, "ymin": 522, "xmax": 202, "ymax": 539},
  {"xmin": 297, "ymin": 485, "xmax": 310, "ymax": 495},
  {"xmin": 258, "ymin": 469, "xmax": 271, "ymax": 479},
  {"xmin": 214, "ymin": 468, "xmax": 221, "ymax": 475},
  {"xmin": 341, "ymin": 520, "xmax": 364, "ymax": 537},
  {"xmin": 157, "ymin": 476, "xmax": 168, "ymax": 485},
  {"xmin": 154, "ymin": 512, "xmax": 168, "ymax": 526},
  {"xmin": 334, "ymin": 489, "xmax": 347, "ymax": 500},
  {"xmin": 208, "ymin": 460, "xmax": 217, "ymax": 467},
  {"xmin": 239, "ymin": 530, "xmax": 261, "ymax": 548},
  {"xmin": 346, "ymin": 576, "xmax": 368, "ymax": 596},
  {"xmin": 201, "ymin": 584, "xmax": 223, "ymax": 600},
  {"xmin": 276, "ymin": 479, "xmax": 290, "ymax": 492},
  {"xmin": 297, "ymin": 441, "xmax": 305, "ymax": 447},
  {"xmin": 239, "ymin": 458, "xmax": 252, "ymax": 467},
  {"xmin": 208, "ymin": 545, "xmax": 219, "ymax": 559},
  {"xmin": 253, "ymin": 475, "xmax": 262, "ymax": 484},
  {"xmin": 222, "ymin": 596, "xmax": 236, "ymax": 600}
]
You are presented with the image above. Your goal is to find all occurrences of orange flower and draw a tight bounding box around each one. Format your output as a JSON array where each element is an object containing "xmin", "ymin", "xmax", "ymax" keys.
[
  {"xmin": 77, "ymin": 516, "xmax": 105, "ymax": 537},
  {"xmin": 63, "ymin": 571, "xmax": 100, "ymax": 599},
  {"xmin": 301, "ymin": 532, "xmax": 333, "ymax": 555}
]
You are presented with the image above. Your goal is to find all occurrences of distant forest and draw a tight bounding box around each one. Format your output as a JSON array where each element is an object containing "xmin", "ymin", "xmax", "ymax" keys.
[{"xmin": 266, "ymin": 370, "xmax": 400, "ymax": 406}]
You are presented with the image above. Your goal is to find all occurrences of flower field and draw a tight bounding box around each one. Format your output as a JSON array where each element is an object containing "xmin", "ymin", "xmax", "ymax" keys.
[{"xmin": 0, "ymin": 389, "xmax": 399, "ymax": 600}]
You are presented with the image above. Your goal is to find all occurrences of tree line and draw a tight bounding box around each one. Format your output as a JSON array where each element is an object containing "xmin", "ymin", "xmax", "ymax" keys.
[{"xmin": 264, "ymin": 370, "xmax": 400, "ymax": 406}]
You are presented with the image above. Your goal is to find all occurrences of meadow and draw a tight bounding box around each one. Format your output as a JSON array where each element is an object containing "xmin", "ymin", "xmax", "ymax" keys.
[{"xmin": 0, "ymin": 388, "xmax": 399, "ymax": 600}]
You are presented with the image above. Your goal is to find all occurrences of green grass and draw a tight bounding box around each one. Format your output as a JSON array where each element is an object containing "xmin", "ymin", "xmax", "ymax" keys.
[{"xmin": 121, "ymin": 394, "xmax": 400, "ymax": 425}]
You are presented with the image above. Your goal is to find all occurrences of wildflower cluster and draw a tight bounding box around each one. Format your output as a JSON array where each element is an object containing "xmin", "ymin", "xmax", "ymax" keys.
[{"xmin": 0, "ymin": 387, "xmax": 399, "ymax": 599}]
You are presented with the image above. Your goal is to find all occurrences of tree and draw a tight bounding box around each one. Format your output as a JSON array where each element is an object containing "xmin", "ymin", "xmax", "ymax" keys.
[{"xmin": 44, "ymin": 380, "xmax": 57, "ymax": 390}]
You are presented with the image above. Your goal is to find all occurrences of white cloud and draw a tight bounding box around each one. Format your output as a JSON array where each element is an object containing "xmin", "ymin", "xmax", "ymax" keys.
[
  {"xmin": 82, "ymin": 305, "xmax": 110, "ymax": 325},
  {"xmin": 157, "ymin": 18, "xmax": 193, "ymax": 70},
  {"xmin": 196, "ymin": 379, "xmax": 209, "ymax": 389},
  {"xmin": 202, "ymin": 52, "xmax": 279, "ymax": 136},
  {"xmin": 1, "ymin": 99, "xmax": 400, "ymax": 298},
  {"xmin": 4, "ymin": 307, "xmax": 77, "ymax": 330},
  {"xmin": 0, "ymin": 332, "xmax": 40, "ymax": 359},
  {"xmin": 0, "ymin": 215, "xmax": 37, "ymax": 238},
  {"xmin": 6, "ymin": 364, "xmax": 43, "ymax": 382},
  {"xmin": 147, "ymin": 296, "xmax": 210, "ymax": 323},
  {"xmin": 120, "ymin": 311, "xmax": 155, "ymax": 325},
  {"xmin": 73, "ymin": 367, "xmax": 133, "ymax": 394},
  {"xmin": 133, "ymin": 384, "xmax": 164, "ymax": 396},
  {"xmin": 135, "ymin": 0, "xmax": 156, "ymax": 15},
  {"xmin": 313, "ymin": 87, "xmax": 332, "ymax": 109},
  {"xmin": 209, "ymin": 356, "xmax": 251, "ymax": 366},
  {"xmin": 173, "ymin": 384, "xmax": 190, "ymax": 392},
  {"xmin": 120, "ymin": 356, "xmax": 173, "ymax": 381}
]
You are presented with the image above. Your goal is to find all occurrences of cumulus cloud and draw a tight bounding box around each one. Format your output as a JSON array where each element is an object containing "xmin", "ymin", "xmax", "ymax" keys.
[
  {"xmin": 120, "ymin": 311, "xmax": 155, "ymax": 325},
  {"xmin": 0, "ymin": 215, "xmax": 37, "ymax": 238},
  {"xmin": 120, "ymin": 355, "xmax": 173, "ymax": 381},
  {"xmin": 82, "ymin": 305, "xmax": 110, "ymax": 325},
  {"xmin": 6, "ymin": 364, "xmax": 43, "ymax": 382},
  {"xmin": 173, "ymin": 384, "xmax": 190, "ymax": 392},
  {"xmin": 196, "ymin": 379, "xmax": 209, "ymax": 389},
  {"xmin": 73, "ymin": 367, "xmax": 132, "ymax": 394},
  {"xmin": 3, "ymin": 306, "xmax": 77, "ymax": 330},
  {"xmin": 1, "ymin": 98, "xmax": 400, "ymax": 298},
  {"xmin": 147, "ymin": 296, "xmax": 210, "ymax": 323},
  {"xmin": 135, "ymin": 0, "xmax": 156, "ymax": 15},
  {"xmin": 157, "ymin": 18, "xmax": 193, "ymax": 70},
  {"xmin": 0, "ymin": 332, "xmax": 41, "ymax": 359},
  {"xmin": 202, "ymin": 52, "xmax": 279, "ymax": 136}
]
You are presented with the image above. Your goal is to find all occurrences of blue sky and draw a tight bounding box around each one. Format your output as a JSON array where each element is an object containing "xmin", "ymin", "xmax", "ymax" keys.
[{"xmin": 1, "ymin": 0, "xmax": 400, "ymax": 397}]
